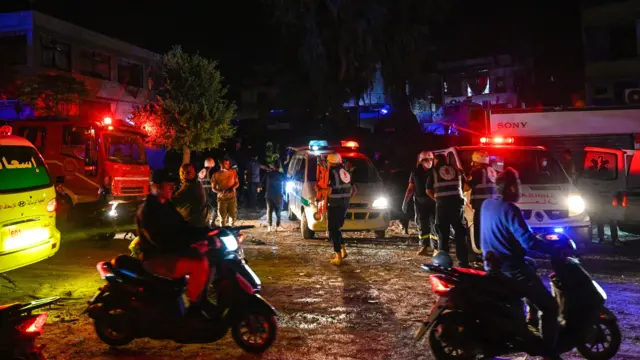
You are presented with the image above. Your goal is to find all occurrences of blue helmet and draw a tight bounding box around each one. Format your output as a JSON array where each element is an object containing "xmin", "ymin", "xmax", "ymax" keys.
[{"xmin": 432, "ymin": 251, "xmax": 453, "ymax": 268}]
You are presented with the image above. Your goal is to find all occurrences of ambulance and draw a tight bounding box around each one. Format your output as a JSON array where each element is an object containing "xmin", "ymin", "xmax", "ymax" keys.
[
  {"xmin": 0, "ymin": 125, "xmax": 61, "ymax": 272},
  {"xmin": 285, "ymin": 140, "xmax": 391, "ymax": 239},
  {"xmin": 434, "ymin": 136, "xmax": 590, "ymax": 252}
]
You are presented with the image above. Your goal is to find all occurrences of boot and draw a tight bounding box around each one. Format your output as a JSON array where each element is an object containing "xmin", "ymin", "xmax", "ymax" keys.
[
  {"xmin": 330, "ymin": 252, "xmax": 342, "ymax": 266},
  {"xmin": 341, "ymin": 245, "xmax": 348, "ymax": 259},
  {"xmin": 416, "ymin": 247, "xmax": 429, "ymax": 256}
]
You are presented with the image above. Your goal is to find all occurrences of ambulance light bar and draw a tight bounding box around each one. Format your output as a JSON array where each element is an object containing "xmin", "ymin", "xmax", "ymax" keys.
[
  {"xmin": 341, "ymin": 140, "xmax": 359, "ymax": 149},
  {"xmin": 309, "ymin": 140, "xmax": 329, "ymax": 151},
  {"xmin": 480, "ymin": 136, "xmax": 514, "ymax": 145},
  {"xmin": 0, "ymin": 125, "xmax": 12, "ymax": 135}
]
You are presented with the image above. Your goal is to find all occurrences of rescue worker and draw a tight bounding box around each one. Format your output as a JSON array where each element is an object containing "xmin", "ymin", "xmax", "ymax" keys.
[
  {"xmin": 213, "ymin": 157, "xmax": 240, "ymax": 226},
  {"xmin": 467, "ymin": 151, "xmax": 497, "ymax": 251},
  {"xmin": 198, "ymin": 158, "xmax": 218, "ymax": 226},
  {"xmin": 326, "ymin": 152, "xmax": 356, "ymax": 266},
  {"xmin": 173, "ymin": 163, "xmax": 208, "ymax": 226},
  {"xmin": 481, "ymin": 168, "xmax": 561, "ymax": 360},
  {"xmin": 426, "ymin": 153, "xmax": 469, "ymax": 268},
  {"xmin": 260, "ymin": 161, "xmax": 285, "ymax": 231},
  {"xmin": 402, "ymin": 151, "xmax": 437, "ymax": 256},
  {"xmin": 135, "ymin": 169, "xmax": 210, "ymax": 314}
]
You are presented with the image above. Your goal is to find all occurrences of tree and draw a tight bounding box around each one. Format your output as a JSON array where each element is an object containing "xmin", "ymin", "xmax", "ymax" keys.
[
  {"xmin": 132, "ymin": 46, "xmax": 236, "ymax": 164},
  {"xmin": 17, "ymin": 72, "xmax": 90, "ymax": 117}
]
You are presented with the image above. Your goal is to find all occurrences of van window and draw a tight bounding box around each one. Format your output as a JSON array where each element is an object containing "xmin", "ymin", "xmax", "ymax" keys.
[
  {"xmin": 17, "ymin": 127, "xmax": 47, "ymax": 153},
  {"xmin": 103, "ymin": 133, "xmax": 146, "ymax": 165},
  {"xmin": 582, "ymin": 151, "xmax": 617, "ymax": 180},
  {"xmin": 0, "ymin": 145, "xmax": 52, "ymax": 193},
  {"xmin": 293, "ymin": 157, "xmax": 305, "ymax": 181},
  {"xmin": 342, "ymin": 157, "xmax": 379, "ymax": 183}
]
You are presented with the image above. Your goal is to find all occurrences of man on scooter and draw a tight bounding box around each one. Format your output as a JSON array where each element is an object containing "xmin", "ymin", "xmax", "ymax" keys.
[
  {"xmin": 135, "ymin": 169, "xmax": 211, "ymax": 315},
  {"xmin": 480, "ymin": 168, "xmax": 561, "ymax": 360}
]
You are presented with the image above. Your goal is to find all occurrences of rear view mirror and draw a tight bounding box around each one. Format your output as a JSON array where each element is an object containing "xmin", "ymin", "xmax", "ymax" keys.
[{"xmin": 55, "ymin": 176, "xmax": 65, "ymax": 184}]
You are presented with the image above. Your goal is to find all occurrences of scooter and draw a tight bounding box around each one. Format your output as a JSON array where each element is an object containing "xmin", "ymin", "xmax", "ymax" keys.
[
  {"xmin": 415, "ymin": 232, "xmax": 621, "ymax": 360},
  {"xmin": 0, "ymin": 297, "xmax": 60, "ymax": 360},
  {"xmin": 84, "ymin": 226, "xmax": 278, "ymax": 354}
]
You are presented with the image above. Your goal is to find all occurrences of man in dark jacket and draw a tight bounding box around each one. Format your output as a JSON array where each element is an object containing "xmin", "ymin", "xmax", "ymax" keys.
[
  {"xmin": 261, "ymin": 162, "xmax": 285, "ymax": 231},
  {"xmin": 135, "ymin": 169, "xmax": 209, "ymax": 311},
  {"xmin": 173, "ymin": 163, "xmax": 208, "ymax": 226}
]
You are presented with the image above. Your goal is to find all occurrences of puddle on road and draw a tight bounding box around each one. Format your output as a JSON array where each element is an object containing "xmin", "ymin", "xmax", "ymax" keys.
[{"xmin": 280, "ymin": 311, "xmax": 348, "ymax": 329}]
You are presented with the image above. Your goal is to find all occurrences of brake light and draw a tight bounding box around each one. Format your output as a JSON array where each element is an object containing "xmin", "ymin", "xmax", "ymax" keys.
[
  {"xmin": 17, "ymin": 313, "xmax": 48, "ymax": 334},
  {"xmin": 622, "ymin": 192, "xmax": 628, "ymax": 207},
  {"xmin": 235, "ymin": 273, "xmax": 256, "ymax": 294},
  {"xmin": 46, "ymin": 198, "xmax": 56, "ymax": 212},
  {"xmin": 429, "ymin": 275, "xmax": 453, "ymax": 294},
  {"xmin": 96, "ymin": 262, "xmax": 113, "ymax": 278},
  {"xmin": 613, "ymin": 192, "xmax": 628, "ymax": 207},
  {"xmin": 237, "ymin": 233, "xmax": 245, "ymax": 244},
  {"xmin": 208, "ymin": 229, "xmax": 220, "ymax": 236}
]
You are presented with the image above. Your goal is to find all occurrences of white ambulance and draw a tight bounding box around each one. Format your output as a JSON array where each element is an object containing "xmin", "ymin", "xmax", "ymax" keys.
[
  {"xmin": 434, "ymin": 136, "xmax": 590, "ymax": 252},
  {"xmin": 285, "ymin": 140, "xmax": 391, "ymax": 239}
]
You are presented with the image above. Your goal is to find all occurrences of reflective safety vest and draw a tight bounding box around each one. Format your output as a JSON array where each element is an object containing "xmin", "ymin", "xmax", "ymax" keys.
[
  {"xmin": 198, "ymin": 167, "xmax": 216, "ymax": 197},
  {"xmin": 432, "ymin": 165, "xmax": 463, "ymax": 199},
  {"xmin": 470, "ymin": 165, "xmax": 497, "ymax": 201},
  {"xmin": 328, "ymin": 166, "xmax": 352, "ymax": 207}
]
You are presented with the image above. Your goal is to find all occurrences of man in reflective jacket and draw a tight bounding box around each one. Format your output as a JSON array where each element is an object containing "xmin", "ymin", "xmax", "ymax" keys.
[
  {"xmin": 467, "ymin": 151, "xmax": 497, "ymax": 251},
  {"xmin": 403, "ymin": 151, "xmax": 437, "ymax": 256},
  {"xmin": 326, "ymin": 152, "xmax": 356, "ymax": 266}
]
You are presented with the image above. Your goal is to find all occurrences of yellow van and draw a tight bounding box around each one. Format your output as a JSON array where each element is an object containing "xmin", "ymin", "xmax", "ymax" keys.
[{"xmin": 0, "ymin": 125, "xmax": 61, "ymax": 272}]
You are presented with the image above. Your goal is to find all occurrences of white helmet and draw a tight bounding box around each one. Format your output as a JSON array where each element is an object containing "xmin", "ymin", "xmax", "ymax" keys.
[
  {"xmin": 327, "ymin": 152, "xmax": 342, "ymax": 164},
  {"xmin": 204, "ymin": 158, "xmax": 215, "ymax": 167},
  {"xmin": 418, "ymin": 151, "xmax": 434, "ymax": 162},
  {"xmin": 472, "ymin": 151, "xmax": 490, "ymax": 165}
]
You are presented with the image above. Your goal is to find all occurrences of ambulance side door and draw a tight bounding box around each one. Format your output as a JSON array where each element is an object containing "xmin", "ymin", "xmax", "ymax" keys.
[{"xmin": 578, "ymin": 147, "xmax": 626, "ymax": 221}]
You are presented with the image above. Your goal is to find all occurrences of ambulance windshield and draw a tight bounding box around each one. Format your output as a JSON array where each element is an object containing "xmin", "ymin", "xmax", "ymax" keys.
[
  {"xmin": 307, "ymin": 156, "xmax": 379, "ymax": 183},
  {"xmin": 103, "ymin": 133, "xmax": 146, "ymax": 165},
  {"xmin": 458, "ymin": 148, "xmax": 569, "ymax": 185}
]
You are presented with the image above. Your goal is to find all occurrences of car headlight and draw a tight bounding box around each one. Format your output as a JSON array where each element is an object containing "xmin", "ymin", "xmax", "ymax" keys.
[
  {"xmin": 220, "ymin": 235, "xmax": 238, "ymax": 251},
  {"xmin": 592, "ymin": 280, "xmax": 607, "ymax": 300},
  {"xmin": 372, "ymin": 197, "xmax": 389, "ymax": 209},
  {"xmin": 568, "ymin": 194, "xmax": 585, "ymax": 216},
  {"xmin": 285, "ymin": 181, "xmax": 295, "ymax": 193}
]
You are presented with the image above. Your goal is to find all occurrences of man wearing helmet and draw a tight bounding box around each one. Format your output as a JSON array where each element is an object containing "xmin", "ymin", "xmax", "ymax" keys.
[
  {"xmin": 198, "ymin": 158, "xmax": 218, "ymax": 226},
  {"xmin": 403, "ymin": 151, "xmax": 438, "ymax": 256},
  {"xmin": 467, "ymin": 151, "xmax": 497, "ymax": 252},
  {"xmin": 326, "ymin": 152, "xmax": 356, "ymax": 266},
  {"xmin": 427, "ymin": 153, "xmax": 470, "ymax": 268}
]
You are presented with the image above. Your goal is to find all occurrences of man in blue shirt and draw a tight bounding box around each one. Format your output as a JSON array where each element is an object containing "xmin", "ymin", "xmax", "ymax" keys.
[{"xmin": 480, "ymin": 167, "xmax": 560, "ymax": 360}]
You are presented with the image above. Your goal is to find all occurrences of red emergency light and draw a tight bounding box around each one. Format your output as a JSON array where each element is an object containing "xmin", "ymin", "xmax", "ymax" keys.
[
  {"xmin": 0, "ymin": 125, "xmax": 12, "ymax": 135},
  {"xmin": 480, "ymin": 136, "xmax": 514, "ymax": 145},
  {"xmin": 103, "ymin": 117, "xmax": 113, "ymax": 125},
  {"xmin": 341, "ymin": 140, "xmax": 359, "ymax": 149}
]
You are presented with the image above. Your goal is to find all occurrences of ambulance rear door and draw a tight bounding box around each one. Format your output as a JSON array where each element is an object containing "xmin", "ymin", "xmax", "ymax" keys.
[{"xmin": 579, "ymin": 147, "xmax": 627, "ymax": 221}]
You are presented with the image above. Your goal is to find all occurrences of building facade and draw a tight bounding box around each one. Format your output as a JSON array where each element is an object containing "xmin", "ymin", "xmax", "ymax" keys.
[{"xmin": 0, "ymin": 11, "xmax": 161, "ymax": 121}]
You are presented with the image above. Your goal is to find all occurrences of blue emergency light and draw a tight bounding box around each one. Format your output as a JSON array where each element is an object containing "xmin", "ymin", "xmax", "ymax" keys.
[{"xmin": 309, "ymin": 140, "xmax": 329, "ymax": 151}]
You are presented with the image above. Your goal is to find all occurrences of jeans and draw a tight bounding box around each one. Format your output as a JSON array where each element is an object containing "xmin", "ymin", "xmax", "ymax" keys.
[
  {"xmin": 415, "ymin": 198, "xmax": 437, "ymax": 248},
  {"xmin": 218, "ymin": 196, "xmax": 238, "ymax": 226},
  {"xmin": 328, "ymin": 205, "xmax": 348, "ymax": 253},
  {"xmin": 247, "ymin": 182, "xmax": 259, "ymax": 208},
  {"xmin": 436, "ymin": 200, "xmax": 468, "ymax": 265},
  {"xmin": 144, "ymin": 255, "xmax": 209, "ymax": 303},
  {"xmin": 266, "ymin": 196, "xmax": 283, "ymax": 227}
]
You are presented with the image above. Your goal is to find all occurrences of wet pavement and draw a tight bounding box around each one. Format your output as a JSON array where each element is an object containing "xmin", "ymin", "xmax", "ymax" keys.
[{"xmin": 1, "ymin": 210, "xmax": 639, "ymax": 359}]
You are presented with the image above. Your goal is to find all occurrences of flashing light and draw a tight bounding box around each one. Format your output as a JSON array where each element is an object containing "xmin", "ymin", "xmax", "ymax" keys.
[
  {"xmin": 341, "ymin": 140, "xmax": 359, "ymax": 149},
  {"xmin": 553, "ymin": 227, "xmax": 564, "ymax": 233},
  {"xmin": 0, "ymin": 125, "xmax": 12, "ymax": 135},
  {"xmin": 107, "ymin": 125, "xmax": 114, "ymax": 131},
  {"xmin": 103, "ymin": 117, "xmax": 113, "ymax": 125},
  {"xmin": 480, "ymin": 136, "xmax": 514, "ymax": 145},
  {"xmin": 309, "ymin": 140, "xmax": 328, "ymax": 151}
]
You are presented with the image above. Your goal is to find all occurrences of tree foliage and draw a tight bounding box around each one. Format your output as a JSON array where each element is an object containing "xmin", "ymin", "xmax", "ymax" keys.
[
  {"xmin": 132, "ymin": 46, "xmax": 236, "ymax": 163},
  {"xmin": 17, "ymin": 73, "xmax": 90, "ymax": 117}
]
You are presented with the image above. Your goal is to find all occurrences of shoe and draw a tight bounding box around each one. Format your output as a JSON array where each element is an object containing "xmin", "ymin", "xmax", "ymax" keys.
[
  {"xmin": 416, "ymin": 247, "xmax": 429, "ymax": 256},
  {"xmin": 267, "ymin": 226, "xmax": 272, "ymax": 232},
  {"xmin": 330, "ymin": 252, "xmax": 342, "ymax": 266},
  {"xmin": 341, "ymin": 245, "xmax": 348, "ymax": 259}
]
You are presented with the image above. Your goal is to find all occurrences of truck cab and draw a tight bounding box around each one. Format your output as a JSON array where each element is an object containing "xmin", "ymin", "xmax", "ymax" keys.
[{"xmin": 434, "ymin": 136, "xmax": 591, "ymax": 251}]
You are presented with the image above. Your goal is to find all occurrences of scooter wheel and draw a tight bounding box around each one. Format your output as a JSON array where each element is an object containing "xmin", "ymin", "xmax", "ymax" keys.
[
  {"xmin": 232, "ymin": 312, "xmax": 278, "ymax": 354},
  {"xmin": 576, "ymin": 317, "xmax": 621, "ymax": 360},
  {"xmin": 94, "ymin": 310, "xmax": 135, "ymax": 346},
  {"xmin": 428, "ymin": 312, "xmax": 474, "ymax": 360}
]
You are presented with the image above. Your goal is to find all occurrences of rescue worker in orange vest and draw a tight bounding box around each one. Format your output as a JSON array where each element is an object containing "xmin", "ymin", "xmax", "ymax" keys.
[
  {"xmin": 427, "ymin": 154, "xmax": 470, "ymax": 268},
  {"xmin": 402, "ymin": 151, "xmax": 438, "ymax": 256},
  {"xmin": 326, "ymin": 152, "xmax": 356, "ymax": 266},
  {"xmin": 467, "ymin": 151, "xmax": 497, "ymax": 251}
]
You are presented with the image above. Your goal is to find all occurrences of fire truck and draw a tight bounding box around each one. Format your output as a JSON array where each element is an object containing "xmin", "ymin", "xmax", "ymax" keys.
[{"xmin": 8, "ymin": 116, "xmax": 150, "ymax": 237}]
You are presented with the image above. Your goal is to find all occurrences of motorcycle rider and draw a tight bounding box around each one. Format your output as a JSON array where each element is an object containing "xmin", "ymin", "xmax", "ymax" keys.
[
  {"xmin": 481, "ymin": 167, "xmax": 561, "ymax": 360},
  {"xmin": 135, "ymin": 169, "xmax": 210, "ymax": 315},
  {"xmin": 174, "ymin": 163, "xmax": 208, "ymax": 226},
  {"xmin": 467, "ymin": 151, "xmax": 497, "ymax": 252},
  {"xmin": 402, "ymin": 151, "xmax": 437, "ymax": 256}
]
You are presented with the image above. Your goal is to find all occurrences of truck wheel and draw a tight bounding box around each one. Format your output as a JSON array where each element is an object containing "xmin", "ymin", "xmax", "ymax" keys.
[
  {"xmin": 287, "ymin": 198, "xmax": 296, "ymax": 221},
  {"xmin": 301, "ymin": 209, "xmax": 315, "ymax": 239}
]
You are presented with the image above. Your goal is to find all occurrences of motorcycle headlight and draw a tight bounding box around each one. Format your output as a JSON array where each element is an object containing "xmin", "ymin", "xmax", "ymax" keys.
[
  {"xmin": 220, "ymin": 235, "xmax": 238, "ymax": 251},
  {"xmin": 372, "ymin": 197, "xmax": 389, "ymax": 209},
  {"xmin": 592, "ymin": 280, "xmax": 607, "ymax": 300},
  {"xmin": 568, "ymin": 194, "xmax": 585, "ymax": 216}
]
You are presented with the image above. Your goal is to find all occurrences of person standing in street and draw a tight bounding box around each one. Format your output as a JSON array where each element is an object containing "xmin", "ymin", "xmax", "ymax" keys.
[
  {"xmin": 402, "ymin": 151, "xmax": 438, "ymax": 256},
  {"xmin": 213, "ymin": 157, "xmax": 239, "ymax": 226},
  {"xmin": 467, "ymin": 151, "xmax": 497, "ymax": 254},
  {"xmin": 427, "ymin": 153, "xmax": 470, "ymax": 268},
  {"xmin": 261, "ymin": 162, "xmax": 285, "ymax": 232},
  {"xmin": 326, "ymin": 152, "xmax": 356, "ymax": 266},
  {"xmin": 198, "ymin": 158, "xmax": 218, "ymax": 227},
  {"xmin": 245, "ymin": 154, "xmax": 261, "ymax": 210}
]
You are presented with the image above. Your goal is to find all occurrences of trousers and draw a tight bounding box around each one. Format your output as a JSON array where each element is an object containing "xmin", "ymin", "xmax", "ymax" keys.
[
  {"xmin": 327, "ymin": 205, "xmax": 348, "ymax": 253},
  {"xmin": 436, "ymin": 200, "xmax": 468, "ymax": 265},
  {"xmin": 266, "ymin": 196, "xmax": 283, "ymax": 227},
  {"xmin": 217, "ymin": 196, "xmax": 238, "ymax": 226},
  {"xmin": 415, "ymin": 199, "xmax": 437, "ymax": 248}
]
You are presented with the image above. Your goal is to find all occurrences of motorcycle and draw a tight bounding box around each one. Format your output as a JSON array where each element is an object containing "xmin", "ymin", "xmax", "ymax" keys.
[
  {"xmin": 84, "ymin": 225, "xmax": 278, "ymax": 354},
  {"xmin": 415, "ymin": 232, "xmax": 621, "ymax": 360},
  {"xmin": 0, "ymin": 297, "xmax": 60, "ymax": 360}
]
